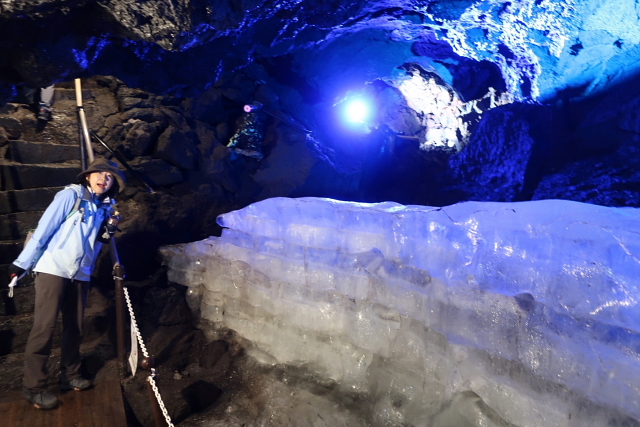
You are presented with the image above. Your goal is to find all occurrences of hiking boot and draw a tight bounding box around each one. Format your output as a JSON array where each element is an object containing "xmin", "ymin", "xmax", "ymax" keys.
[
  {"xmin": 60, "ymin": 378, "xmax": 93, "ymax": 391},
  {"xmin": 37, "ymin": 107, "xmax": 52, "ymax": 121},
  {"xmin": 23, "ymin": 389, "xmax": 59, "ymax": 410}
]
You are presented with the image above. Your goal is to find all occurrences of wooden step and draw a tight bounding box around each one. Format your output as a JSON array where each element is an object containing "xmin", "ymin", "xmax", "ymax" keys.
[
  {"xmin": 0, "ymin": 211, "xmax": 43, "ymax": 240},
  {"xmin": 0, "ymin": 285, "xmax": 113, "ymax": 351},
  {"xmin": 0, "ymin": 187, "xmax": 62, "ymax": 215},
  {"xmin": 0, "ymin": 378, "xmax": 127, "ymax": 427},
  {"xmin": 0, "ymin": 312, "xmax": 35, "ymax": 355},
  {"xmin": 0, "ymin": 163, "xmax": 80, "ymax": 191},
  {"xmin": 0, "ymin": 186, "xmax": 64, "ymax": 215},
  {"xmin": 0, "ymin": 260, "xmax": 35, "ymax": 317},
  {"xmin": 0, "ymin": 274, "xmax": 35, "ymax": 317},
  {"xmin": 0, "ymin": 241, "xmax": 24, "ymax": 265},
  {"xmin": 8, "ymin": 140, "xmax": 80, "ymax": 165}
]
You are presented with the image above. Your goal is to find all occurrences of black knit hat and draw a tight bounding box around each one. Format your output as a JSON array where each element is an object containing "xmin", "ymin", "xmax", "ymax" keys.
[{"xmin": 77, "ymin": 158, "xmax": 126, "ymax": 195}]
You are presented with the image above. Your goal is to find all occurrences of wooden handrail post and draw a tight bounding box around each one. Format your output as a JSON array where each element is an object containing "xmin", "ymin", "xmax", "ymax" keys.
[
  {"xmin": 114, "ymin": 263, "xmax": 126, "ymax": 378},
  {"xmin": 110, "ymin": 240, "xmax": 170, "ymax": 427},
  {"xmin": 142, "ymin": 357, "xmax": 168, "ymax": 427},
  {"xmin": 74, "ymin": 78, "xmax": 94, "ymax": 164},
  {"xmin": 110, "ymin": 238, "xmax": 127, "ymax": 378}
]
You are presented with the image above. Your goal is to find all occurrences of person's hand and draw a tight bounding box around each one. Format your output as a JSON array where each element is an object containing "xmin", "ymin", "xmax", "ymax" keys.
[
  {"xmin": 96, "ymin": 212, "xmax": 120, "ymax": 244},
  {"xmin": 97, "ymin": 222, "xmax": 116, "ymax": 243},
  {"xmin": 8, "ymin": 264, "xmax": 25, "ymax": 279}
]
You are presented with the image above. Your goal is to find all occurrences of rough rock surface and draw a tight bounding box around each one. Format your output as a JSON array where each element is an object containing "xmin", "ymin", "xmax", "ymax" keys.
[{"xmin": 1, "ymin": 1, "xmax": 640, "ymax": 209}]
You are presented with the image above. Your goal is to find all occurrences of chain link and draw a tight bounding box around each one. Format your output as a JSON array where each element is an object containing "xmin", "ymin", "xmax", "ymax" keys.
[
  {"xmin": 123, "ymin": 286, "xmax": 174, "ymax": 427},
  {"xmin": 123, "ymin": 287, "xmax": 149, "ymax": 358},
  {"xmin": 148, "ymin": 375, "xmax": 174, "ymax": 427}
]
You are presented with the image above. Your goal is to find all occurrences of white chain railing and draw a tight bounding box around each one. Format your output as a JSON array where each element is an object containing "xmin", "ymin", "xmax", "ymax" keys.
[{"xmin": 123, "ymin": 286, "xmax": 175, "ymax": 427}]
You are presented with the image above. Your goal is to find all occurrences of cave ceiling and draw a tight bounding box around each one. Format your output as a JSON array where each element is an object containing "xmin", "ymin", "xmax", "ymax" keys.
[
  {"xmin": 1, "ymin": 0, "xmax": 638, "ymax": 105},
  {"xmin": 2, "ymin": 0, "xmax": 640, "ymax": 209}
]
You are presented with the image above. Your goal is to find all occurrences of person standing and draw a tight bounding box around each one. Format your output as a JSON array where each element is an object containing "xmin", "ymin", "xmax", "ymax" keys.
[
  {"xmin": 37, "ymin": 84, "xmax": 55, "ymax": 121},
  {"xmin": 8, "ymin": 158, "xmax": 126, "ymax": 410}
]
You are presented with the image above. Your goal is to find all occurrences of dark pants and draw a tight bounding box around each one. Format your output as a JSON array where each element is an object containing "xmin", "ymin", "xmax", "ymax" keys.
[{"xmin": 23, "ymin": 273, "xmax": 90, "ymax": 391}]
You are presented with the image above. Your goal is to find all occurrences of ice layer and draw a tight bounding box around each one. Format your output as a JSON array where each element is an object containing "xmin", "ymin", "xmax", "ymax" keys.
[{"xmin": 160, "ymin": 197, "xmax": 640, "ymax": 427}]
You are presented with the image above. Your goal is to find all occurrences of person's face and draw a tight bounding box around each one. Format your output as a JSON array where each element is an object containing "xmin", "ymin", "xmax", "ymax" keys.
[{"xmin": 87, "ymin": 171, "xmax": 114, "ymax": 195}]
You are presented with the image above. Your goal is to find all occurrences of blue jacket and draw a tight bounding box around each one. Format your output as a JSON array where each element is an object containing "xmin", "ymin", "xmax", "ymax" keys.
[{"xmin": 14, "ymin": 184, "xmax": 115, "ymax": 282}]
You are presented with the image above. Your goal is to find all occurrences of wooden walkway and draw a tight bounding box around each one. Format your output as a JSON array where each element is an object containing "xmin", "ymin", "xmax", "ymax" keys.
[{"xmin": 0, "ymin": 378, "xmax": 127, "ymax": 427}]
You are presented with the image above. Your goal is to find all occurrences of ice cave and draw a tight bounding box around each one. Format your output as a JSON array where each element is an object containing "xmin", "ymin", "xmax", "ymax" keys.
[{"xmin": 1, "ymin": 1, "xmax": 640, "ymax": 426}]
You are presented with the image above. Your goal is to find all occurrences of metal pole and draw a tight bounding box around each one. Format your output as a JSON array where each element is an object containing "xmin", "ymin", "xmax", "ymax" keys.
[
  {"xmin": 89, "ymin": 129, "xmax": 155, "ymax": 193},
  {"xmin": 74, "ymin": 78, "xmax": 94, "ymax": 163},
  {"xmin": 110, "ymin": 238, "xmax": 127, "ymax": 378},
  {"xmin": 78, "ymin": 120, "xmax": 87, "ymax": 170}
]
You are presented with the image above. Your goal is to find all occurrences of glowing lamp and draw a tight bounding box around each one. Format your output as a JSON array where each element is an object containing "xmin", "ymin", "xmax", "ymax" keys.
[
  {"xmin": 344, "ymin": 99, "xmax": 369, "ymax": 123},
  {"xmin": 335, "ymin": 92, "xmax": 376, "ymax": 134},
  {"xmin": 244, "ymin": 103, "xmax": 263, "ymax": 113}
]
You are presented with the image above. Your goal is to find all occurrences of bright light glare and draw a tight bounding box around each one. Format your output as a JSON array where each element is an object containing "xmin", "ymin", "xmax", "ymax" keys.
[{"xmin": 345, "ymin": 99, "xmax": 369, "ymax": 122}]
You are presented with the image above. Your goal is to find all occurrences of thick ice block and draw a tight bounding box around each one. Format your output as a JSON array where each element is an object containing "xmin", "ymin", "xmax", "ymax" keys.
[{"xmin": 161, "ymin": 197, "xmax": 640, "ymax": 427}]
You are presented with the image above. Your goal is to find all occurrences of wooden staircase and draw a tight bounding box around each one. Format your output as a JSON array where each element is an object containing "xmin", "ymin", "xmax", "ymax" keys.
[{"xmin": 0, "ymin": 90, "xmax": 83, "ymax": 286}]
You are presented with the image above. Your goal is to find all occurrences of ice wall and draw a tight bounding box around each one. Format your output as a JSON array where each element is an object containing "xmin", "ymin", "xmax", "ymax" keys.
[{"xmin": 160, "ymin": 197, "xmax": 640, "ymax": 427}]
